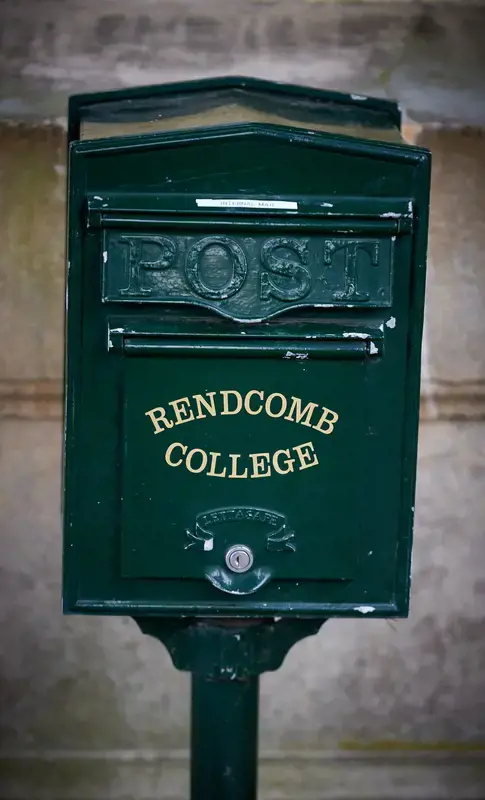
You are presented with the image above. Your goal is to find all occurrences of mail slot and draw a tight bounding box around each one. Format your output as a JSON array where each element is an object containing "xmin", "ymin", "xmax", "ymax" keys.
[{"xmin": 63, "ymin": 76, "xmax": 431, "ymax": 618}]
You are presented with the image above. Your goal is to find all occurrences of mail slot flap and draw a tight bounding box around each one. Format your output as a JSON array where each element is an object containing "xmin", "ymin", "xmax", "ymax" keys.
[
  {"xmin": 86, "ymin": 192, "xmax": 414, "ymax": 225},
  {"xmin": 111, "ymin": 335, "xmax": 382, "ymax": 359},
  {"xmin": 122, "ymin": 337, "xmax": 374, "ymax": 358},
  {"xmin": 107, "ymin": 318, "xmax": 385, "ymax": 357}
]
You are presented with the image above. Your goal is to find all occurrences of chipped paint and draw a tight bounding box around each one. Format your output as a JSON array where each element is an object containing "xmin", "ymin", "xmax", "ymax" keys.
[
  {"xmin": 284, "ymin": 351, "xmax": 309, "ymax": 360},
  {"xmin": 386, "ymin": 316, "xmax": 397, "ymax": 329},
  {"xmin": 354, "ymin": 606, "xmax": 376, "ymax": 614},
  {"xmin": 369, "ymin": 341, "xmax": 378, "ymax": 355},
  {"xmin": 379, "ymin": 323, "xmax": 384, "ymax": 332},
  {"xmin": 380, "ymin": 212, "xmax": 401, "ymax": 219},
  {"xmin": 102, "ymin": 250, "xmax": 108, "ymax": 264},
  {"xmin": 321, "ymin": 202, "xmax": 334, "ymax": 208},
  {"xmin": 351, "ymin": 93, "xmax": 367, "ymax": 101},
  {"xmin": 93, "ymin": 195, "xmax": 103, "ymax": 201},
  {"xmin": 203, "ymin": 538, "xmax": 214, "ymax": 551},
  {"xmin": 343, "ymin": 332, "xmax": 370, "ymax": 339}
]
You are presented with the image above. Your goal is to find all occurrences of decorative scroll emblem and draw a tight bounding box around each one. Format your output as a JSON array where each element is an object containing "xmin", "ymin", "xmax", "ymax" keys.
[
  {"xmin": 185, "ymin": 507, "xmax": 296, "ymax": 553},
  {"xmin": 185, "ymin": 507, "xmax": 295, "ymax": 595}
]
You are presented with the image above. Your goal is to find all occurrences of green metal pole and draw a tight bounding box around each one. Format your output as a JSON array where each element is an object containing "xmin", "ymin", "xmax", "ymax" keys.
[
  {"xmin": 135, "ymin": 617, "xmax": 326, "ymax": 800},
  {"xmin": 191, "ymin": 671, "xmax": 259, "ymax": 800}
]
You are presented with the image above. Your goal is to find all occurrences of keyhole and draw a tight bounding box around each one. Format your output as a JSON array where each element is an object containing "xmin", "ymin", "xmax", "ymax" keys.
[{"xmin": 225, "ymin": 545, "xmax": 254, "ymax": 574}]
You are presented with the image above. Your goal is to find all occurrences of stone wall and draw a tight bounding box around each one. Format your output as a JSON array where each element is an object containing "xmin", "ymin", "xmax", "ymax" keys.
[{"xmin": 1, "ymin": 2, "xmax": 485, "ymax": 798}]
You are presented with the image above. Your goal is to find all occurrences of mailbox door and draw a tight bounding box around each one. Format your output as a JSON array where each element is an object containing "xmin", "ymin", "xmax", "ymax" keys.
[{"xmin": 119, "ymin": 338, "xmax": 371, "ymax": 587}]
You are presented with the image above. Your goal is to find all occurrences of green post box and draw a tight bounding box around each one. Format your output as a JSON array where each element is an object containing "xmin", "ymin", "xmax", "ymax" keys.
[{"xmin": 63, "ymin": 77, "xmax": 430, "ymax": 799}]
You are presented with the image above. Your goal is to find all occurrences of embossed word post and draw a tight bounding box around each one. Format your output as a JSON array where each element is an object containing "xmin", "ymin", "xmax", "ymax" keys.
[{"xmin": 63, "ymin": 77, "xmax": 430, "ymax": 800}]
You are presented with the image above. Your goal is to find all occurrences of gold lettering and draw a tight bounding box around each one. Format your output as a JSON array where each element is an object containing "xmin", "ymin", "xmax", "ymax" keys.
[
  {"xmin": 163, "ymin": 441, "xmax": 324, "ymax": 477},
  {"xmin": 312, "ymin": 407, "xmax": 339, "ymax": 434},
  {"xmin": 265, "ymin": 392, "xmax": 288, "ymax": 418},
  {"xmin": 165, "ymin": 441, "xmax": 186, "ymax": 466},
  {"xmin": 186, "ymin": 447, "xmax": 208, "ymax": 474},
  {"xmin": 193, "ymin": 391, "xmax": 217, "ymax": 420},
  {"xmin": 207, "ymin": 451, "xmax": 227, "ymax": 478},
  {"xmin": 145, "ymin": 392, "xmax": 339, "ymax": 438},
  {"xmin": 221, "ymin": 390, "xmax": 243, "ymax": 415},
  {"xmin": 145, "ymin": 406, "xmax": 174, "ymax": 434},
  {"xmin": 293, "ymin": 441, "xmax": 319, "ymax": 470},
  {"xmin": 169, "ymin": 396, "xmax": 195, "ymax": 425},
  {"xmin": 284, "ymin": 396, "xmax": 319, "ymax": 427},
  {"xmin": 244, "ymin": 390, "xmax": 264, "ymax": 415},
  {"xmin": 272, "ymin": 448, "xmax": 295, "ymax": 474},
  {"xmin": 228, "ymin": 453, "xmax": 248, "ymax": 479},
  {"xmin": 250, "ymin": 452, "xmax": 271, "ymax": 478}
]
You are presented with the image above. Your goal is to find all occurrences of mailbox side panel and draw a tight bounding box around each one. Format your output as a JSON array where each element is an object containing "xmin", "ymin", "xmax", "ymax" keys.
[
  {"xmin": 395, "ymin": 153, "xmax": 431, "ymax": 614},
  {"xmin": 63, "ymin": 128, "xmax": 430, "ymax": 617},
  {"xmin": 63, "ymin": 144, "xmax": 87, "ymax": 615}
]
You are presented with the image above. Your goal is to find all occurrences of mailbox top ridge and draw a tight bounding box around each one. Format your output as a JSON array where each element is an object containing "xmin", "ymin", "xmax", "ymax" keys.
[{"xmin": 68, "ymin": 75, "xmax": 404, "ymax": 146}]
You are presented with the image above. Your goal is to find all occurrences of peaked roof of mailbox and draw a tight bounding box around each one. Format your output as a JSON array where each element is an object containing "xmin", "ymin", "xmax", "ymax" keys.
[{"xmin": 68, "ymin": 75, "xmax": 403, "ymax": 146}]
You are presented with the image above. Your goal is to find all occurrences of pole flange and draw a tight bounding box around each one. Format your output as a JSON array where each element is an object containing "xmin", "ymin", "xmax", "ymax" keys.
[{"xmin": 134, "ymin": 616, "xmax": 327, "ymax": 679}]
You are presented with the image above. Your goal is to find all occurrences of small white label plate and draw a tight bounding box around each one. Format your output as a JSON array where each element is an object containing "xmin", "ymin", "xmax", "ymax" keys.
[{"xmin": 196, "ymin": 198, "xmax": 298, "ymax": 210}]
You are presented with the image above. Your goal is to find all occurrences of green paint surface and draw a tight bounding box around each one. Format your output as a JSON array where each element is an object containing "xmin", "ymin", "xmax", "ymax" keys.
[{"xmin": 63, "ymin": 77, "xmax": 430, "ymax": 618}]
